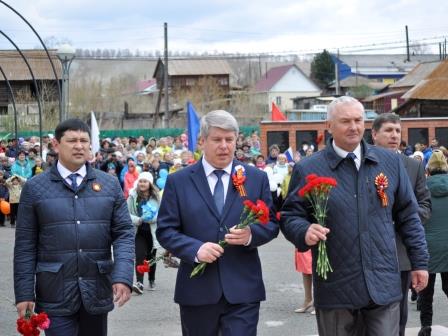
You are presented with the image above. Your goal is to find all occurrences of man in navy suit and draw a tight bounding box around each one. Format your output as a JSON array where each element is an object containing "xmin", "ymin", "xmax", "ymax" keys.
[{"xmin": 157, "ymin": 110, "xmax": 279, "ymax": 336}]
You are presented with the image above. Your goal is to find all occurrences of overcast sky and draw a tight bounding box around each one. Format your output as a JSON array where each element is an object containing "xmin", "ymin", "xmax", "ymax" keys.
[{"xmin": 1, "ymin": 0, "xmax": 447, "ymax": 55}]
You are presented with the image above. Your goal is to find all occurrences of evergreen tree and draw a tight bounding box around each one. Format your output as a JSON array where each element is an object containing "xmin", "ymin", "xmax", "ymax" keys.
[{"xmin": 310, "ymin": 49, "xmax": 335, "ymax": 88}]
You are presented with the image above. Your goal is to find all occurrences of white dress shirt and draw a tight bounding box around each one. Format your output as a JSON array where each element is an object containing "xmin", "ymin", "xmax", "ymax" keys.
[
  {"xmin": 332, "ymin": 141, "xmax": 362, "ymax": 170},
  {"xmin": 57, "ymin": 161, "xmax": 87, "ymax": 187},
  {"xmin": 202, "ymin": 157, "xmax": 232, "ymax": 199}
]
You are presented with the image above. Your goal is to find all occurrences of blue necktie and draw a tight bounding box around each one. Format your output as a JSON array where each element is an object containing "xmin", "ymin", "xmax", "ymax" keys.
[
  {"xmin": 346, "ymin": 152, "xmax": 357, "ymax": 160},
  {"xmin": 69, "ymin": 173, "xmax": 79, "ymax": 190},
  {"xmin": 346, "ymin": 152, "xmax": 358, "ymax": 170},
  {"xmin": 213, "ymin": 170, "xmax": 225, "ymax": 215}
]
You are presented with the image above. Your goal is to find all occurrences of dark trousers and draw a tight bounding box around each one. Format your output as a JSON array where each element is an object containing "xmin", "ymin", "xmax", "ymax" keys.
[
  {"xmin": 0, "ymin": 210, "xmax": 5, "ymax": 225},
  {"xmin": 135, "ymin": 230, "xmax": 156, "ymax": 283},
  {"xmin": 180, "ymin": 296, "xmax": 260, "ymax": 336},
  {"xmin": 419, "ymin": 272, "xmax": 448, "ymax": 327},
  {"xmin": 45, "ymin": 303, "xmax": 108, "ymax": 336},
  {"xmin": 399, "ymin": 271, "xmax": 412, "ymax": 336},
  {"xmin": 10, "ymin": 202, "xmax": 18, "ymax": 225},
  {"xmin": 316, "ymin": 301, "xmax": 400, "ymax": 336}
]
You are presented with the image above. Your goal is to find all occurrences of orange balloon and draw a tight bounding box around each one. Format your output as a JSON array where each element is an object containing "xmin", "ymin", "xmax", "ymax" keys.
[{"xmin": 0, "ymin": 200, "xmax": 10, "ymax": 215}]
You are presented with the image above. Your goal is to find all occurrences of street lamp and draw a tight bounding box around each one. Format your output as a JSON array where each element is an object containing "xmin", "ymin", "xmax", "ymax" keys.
[{"xmin": 57, "ymin": 44, "xmax": 75, "ymax": 121}]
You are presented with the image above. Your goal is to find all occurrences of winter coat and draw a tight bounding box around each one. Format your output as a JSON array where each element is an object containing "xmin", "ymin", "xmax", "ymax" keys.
[
  {"xmin": 281, "ymin": 140, "xmax": 428, "ymax": 309},
  {"xmin": 11, "ymin": 159, "xmax": 32, "ymax": 179},
  {"xmin": 425, "ymin": 173, "xmax": 448, "ymax": 273},
  {"xmin": 14, "ymin": 163, "xmax": 134, "ymax": 316},
  {"xmin": 127, "ymin": 189, "xmax": 160, "ymax": 249}
]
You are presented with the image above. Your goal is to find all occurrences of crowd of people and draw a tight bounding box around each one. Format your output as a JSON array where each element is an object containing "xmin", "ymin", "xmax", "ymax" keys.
[{"xmin": 4, "ymin": 98, "xmax": 448, "ymax": 335}]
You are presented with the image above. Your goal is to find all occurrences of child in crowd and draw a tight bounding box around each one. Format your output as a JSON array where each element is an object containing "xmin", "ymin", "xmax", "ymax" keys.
[
  {"xmin": 127, "ymin": 172, "xmax": 160, "ymax": 293},
  {"xmin": 5, "ymin": 175, "xmax": 26, "ymax": 227},
  {"xmin": 0, "ymin": 170, "xmax": 9, "ymax": 226}
]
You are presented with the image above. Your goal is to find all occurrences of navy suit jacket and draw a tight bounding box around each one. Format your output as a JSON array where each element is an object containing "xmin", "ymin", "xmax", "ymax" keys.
[{"xmin": 156, "ymin": 159, "xmax": 279, "ymax": 306}]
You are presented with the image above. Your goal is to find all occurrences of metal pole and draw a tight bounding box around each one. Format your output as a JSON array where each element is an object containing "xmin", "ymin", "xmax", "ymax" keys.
[
  {"xmin": 163, "ymin": 22, "xmax": 169, "ymax": 128},
  {"xmin": 0, "ymin": 65, "xmax": 18, "ymax": 141},
  {"xmin": 405, "ymin": 25, "xmax": 410, "ymax": 62},
  {"xmin": 335, "ymin": 49, "xmax": 340, "ymax": 95},
  {"xmin": 0, "ymin": 30, "xmax": 43, "ymax": 157}
]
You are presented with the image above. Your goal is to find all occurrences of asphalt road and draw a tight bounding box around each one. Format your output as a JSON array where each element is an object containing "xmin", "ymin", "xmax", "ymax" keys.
[{"xmin": 1, "ymin": 223, "xmax": 447, "ymax": 335}]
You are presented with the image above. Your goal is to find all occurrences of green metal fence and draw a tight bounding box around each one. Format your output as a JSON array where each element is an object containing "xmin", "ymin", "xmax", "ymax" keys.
[{"xmin": 0, "ymin": 126, "xmax": 259, "ymax": 140}]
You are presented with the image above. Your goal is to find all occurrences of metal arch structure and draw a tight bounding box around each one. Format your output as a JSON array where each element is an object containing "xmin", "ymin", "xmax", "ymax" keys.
[
  {"xmin": 0, "ymin": 65, "xmax": 18, "ymax": 142},
  {"xmin": 0, "ymin": 30, "xmax": 43, "ymax": 157},
  {"xmin": 0, "ymin": 0, "xmax": 63, "ymax": 120}
]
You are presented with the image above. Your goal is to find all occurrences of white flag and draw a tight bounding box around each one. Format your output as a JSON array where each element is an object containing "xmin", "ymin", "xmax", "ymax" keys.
[{"xmin": 91, "ymin": 111, "xmax": 100, "ymax": 155}]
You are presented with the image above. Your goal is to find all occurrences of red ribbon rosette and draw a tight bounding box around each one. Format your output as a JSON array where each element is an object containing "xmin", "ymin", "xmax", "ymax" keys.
[
  {"xmin": 232, "ymin": 165, "xmax": 247, "ymax": 197},
  {"xmin": 374, "ymin": 173, "xmax": 389, "ymax": 207}
]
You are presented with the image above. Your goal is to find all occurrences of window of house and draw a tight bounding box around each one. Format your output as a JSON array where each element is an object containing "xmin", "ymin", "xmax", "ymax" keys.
[
  {"xmin": 218, "ymin": 77, "xmax": 228, "ymax": 86},
  {"xmin": 0, "ymin": 105, "xmax": 8, "ymax": 115},
  {"xmin": 185, "ymin": 78, "xmax": 196, "ymax": 86},
  {"xmin": 267, "ymin": 131, "xmax": 289, "ymax": 153},
  {"xmin": 435, "ymin": 127, "xmax": 448, "ymax": 147},
  {"xmin": 276, "ymin": 96, "xmax": 282, "ymax": 106},
  {"xmin": 408, "ymin": 128, "xmax": 429, "ymax": 147},
  {"xmin": 296, "ymin": 130, "xmax": 318, "ymax": 153}
]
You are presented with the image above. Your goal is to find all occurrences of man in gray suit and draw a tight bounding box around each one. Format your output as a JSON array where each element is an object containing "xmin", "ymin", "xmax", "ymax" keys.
[{"xmin": 372, "ymin": 113, "xmax": 432, "ymax": 336}]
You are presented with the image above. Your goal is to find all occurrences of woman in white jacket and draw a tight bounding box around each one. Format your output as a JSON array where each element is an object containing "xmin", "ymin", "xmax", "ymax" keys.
[{"xmin": 127, "ymin": 172, "xmax": 160, "ymax": 294}]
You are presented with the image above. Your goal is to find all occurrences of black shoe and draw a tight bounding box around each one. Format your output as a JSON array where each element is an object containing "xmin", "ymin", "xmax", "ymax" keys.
[
  {"xmin": 132, "ymin": 282, "xmax": 144, "ymax": 295},
  {"xmin": 418, "ymin": 326, "xmax": 431, "ymax": 336}
]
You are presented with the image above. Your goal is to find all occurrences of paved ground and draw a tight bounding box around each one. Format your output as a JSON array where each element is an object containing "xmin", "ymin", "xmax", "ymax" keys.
[{"xmin": 1, "ymin": 222, "xmax": 447, "ymax": 335}]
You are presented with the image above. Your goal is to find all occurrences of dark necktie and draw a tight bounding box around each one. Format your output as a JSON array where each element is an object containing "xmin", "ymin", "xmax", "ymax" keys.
[
  {"xmin": 346, "ymin": 152, "xmax": 358, "ymax": 169},
  {"xmin": 69, "ymin": 173, "xmax": 79, "ymax": 190},
  {"xmin": 213, "ymin": 170, "xmax": 225, "ymax": 215}
]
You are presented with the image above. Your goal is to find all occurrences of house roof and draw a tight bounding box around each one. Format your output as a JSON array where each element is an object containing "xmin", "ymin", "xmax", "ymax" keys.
[
  {"xmin": 0, "ymin": 49, "xmax": 62, "ymax": 80},
  {"xmin": 329, "ymin": 75, "xmax": 389, "ymax": 90},
  {"xmin": 402, "ymin": 60, "xmax": 448, "ymax": 100},
  {"xmin": 363, "ymin": 90, "xmax": 407, "ymax": 102},
  {"xmin": 153, "ymin": 58, "xmax": 233, "ymax": 77},
  {"xmin": 336, "ymin": 54, "xmax": 439, "ymax": 76},
  {"xmin": 254, "ymin": 64, "xmax": 313, "ymax": 92},
  {"xmin": 390, "ymin": 61, "xmax": 440, "ymax": 88}
]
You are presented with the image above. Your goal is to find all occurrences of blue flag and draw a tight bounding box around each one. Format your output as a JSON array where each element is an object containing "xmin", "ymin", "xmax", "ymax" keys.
[{"xmin": 187, "ymin": 101, "xmax": 200, "ymax": 152}]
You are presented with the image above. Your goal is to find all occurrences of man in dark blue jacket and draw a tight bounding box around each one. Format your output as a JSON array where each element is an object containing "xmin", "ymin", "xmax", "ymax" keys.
[
  {"xmin": 157, "ymin": 110, "xmax": 279, "ymax": 336},
  {"xmin": 372, "ymin": 112, "xmax": 431, "ymax": 336},
  {"xmin": 14, "ymin": 119, "xmax": 134, "ymax": 336},
  {"xmin": 281, "ymin": 96, "xmax": 429, "ymax": 335}
]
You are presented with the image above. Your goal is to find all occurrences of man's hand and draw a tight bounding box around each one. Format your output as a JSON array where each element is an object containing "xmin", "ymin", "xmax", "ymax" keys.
[
  {"xmin": 411, "ymin": 270, "xmax": 429, "ymax": 293},
  {"xmin": 305, "ymin": 223, "xmax": 330, "ymax": 246},
  {"xmin": 16, "ymin": 301, "xmax": 34, "ymax": 318},
  {"xmin": 112, "ymin": 283, "xmax": 131, "ymax": 307},
  {"xmin": 197, "ymin": 242, "xmax": 224, "ymax": 263},
  {"xmin": 225, "ymin": 226, "xmax": 251, "ymax": 246}
]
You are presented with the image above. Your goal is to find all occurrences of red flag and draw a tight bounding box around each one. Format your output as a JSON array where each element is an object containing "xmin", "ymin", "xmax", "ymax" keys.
[{"xmin": 271, "ymin": 102, "xmax": 287, "ymax": 121}]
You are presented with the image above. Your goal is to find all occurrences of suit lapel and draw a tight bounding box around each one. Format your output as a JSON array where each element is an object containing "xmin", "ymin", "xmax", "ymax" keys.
[{"xmin": 190, "ymin": 161, "xmax": 221, "ymax": 220}]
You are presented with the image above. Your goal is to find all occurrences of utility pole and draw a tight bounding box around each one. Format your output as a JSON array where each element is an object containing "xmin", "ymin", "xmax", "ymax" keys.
[
  {"xmin": 405, "ymin": 25, "xmax": 410, "ymax": 62},
  {"xmin": 163, "ymin": 22, "xmax": 169, "ymax": 128},
  {"xmin": 335, "ymin": 49, "xmax": 340, "ymax": 96}
]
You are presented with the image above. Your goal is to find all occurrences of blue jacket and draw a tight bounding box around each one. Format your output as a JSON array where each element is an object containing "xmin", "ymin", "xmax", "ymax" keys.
[
  {"xmin": 157, "ymin": 160, "xmax": 279, "ymax": 306},
  {"xmin": 280, "ymin": 140, "xmax": 428, "ymax": 309},
  {"xmin": 14, "ymin": 163, "xmax": 134, "ymax": 315}
]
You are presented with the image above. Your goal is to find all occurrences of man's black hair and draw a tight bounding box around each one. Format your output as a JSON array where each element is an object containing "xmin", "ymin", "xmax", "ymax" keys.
[
  {"xmin": 55, "ymin": 118, "xmax": 91, "ymax": 142},
  {"xmin": 372, "ymin": 113, "xmax": 401, "ymax": 132}
]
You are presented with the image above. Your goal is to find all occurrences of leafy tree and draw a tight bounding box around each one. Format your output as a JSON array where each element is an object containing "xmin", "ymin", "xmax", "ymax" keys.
[{"xmin": 310, "ymin": 49, "xmax": 335, "ymax": 88}]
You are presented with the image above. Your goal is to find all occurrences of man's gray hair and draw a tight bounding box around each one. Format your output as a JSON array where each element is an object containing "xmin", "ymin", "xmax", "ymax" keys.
[
  {"xmin": 199, "ymin": 110, "xmax": 239, "ymax": 138},
  {"xmin": 327, "ymin": 96, "xmax": 365, "ymax": 120}
]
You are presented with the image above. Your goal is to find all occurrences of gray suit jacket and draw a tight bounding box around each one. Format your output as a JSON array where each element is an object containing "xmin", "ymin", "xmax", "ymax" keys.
[{"xmin": 397, "ymin": 154, "xmax": 431, "ymax": 271}]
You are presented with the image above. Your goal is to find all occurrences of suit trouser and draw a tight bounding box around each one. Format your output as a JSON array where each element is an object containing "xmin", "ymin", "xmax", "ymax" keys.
[
  {"xmin": 179, "ymin": 296, "xmax": 260, "ymax": 336},
  {"xmin": 419, "ymin": 272, "xmax": 448, "ymax": 327},
  {"xmin": 316, "ymin": 301, "xmax": 400, "ymax": 336},
  {"xmin": 45, "ymin": 303, "xmax": 107, "ymax": 336},
  {"xmin": 399, "ymin": 271, "xmax": 412, "ymax": 336}
]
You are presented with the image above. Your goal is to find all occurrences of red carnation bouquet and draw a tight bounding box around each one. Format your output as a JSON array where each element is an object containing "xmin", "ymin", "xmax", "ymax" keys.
[
  {"xmin": 17, "ymin": 310, "xmax": 50, "ymax": 336},
  {"xmin": 190, "ymin": 199, "xmax": 270, "ymax": 278},
  {"xmin": 136, "ymin": 254, "xmax": 166, "ymax": 274},
  {"xmin": 299, "ymin": 174, "xmax": 337, "ymax": 280}
]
